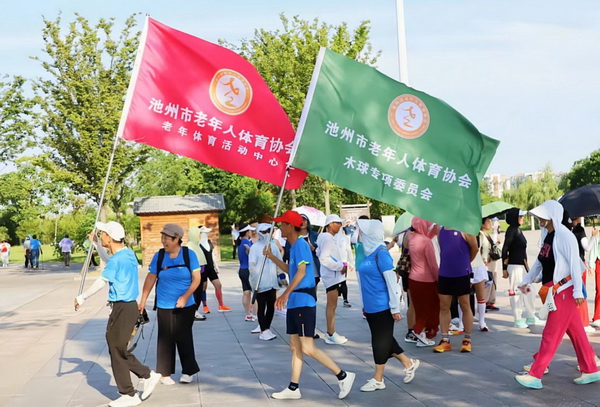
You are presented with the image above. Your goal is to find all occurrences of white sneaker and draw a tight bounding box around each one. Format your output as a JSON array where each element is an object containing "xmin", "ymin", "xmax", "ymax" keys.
[
  {"xmin": 324, "ymin": 332, "xmax": 348, "ymax": 345},
  {"xmin": 272, "ymin": 387, "xmax": 301, "ymax": 399},
  {"xmin": 160, "ymin": 376, "xmax": 176, "ymax": 385},
  {"xmin": 194, "ymin": 311, "xmax": 206, "ymax": 321},
  {"xmin": 338, "ymin": 371, "xmax": 356, "ymax": 399},
  {"xmin": 585, "ymin": 325, "xmax": 596, "ymax": 333},
  {"xmin": 259, "ymin": 329, "xmax": 277, "ymax": 341},
  {"xmin": 141, "ymin": 370, "xmax": 161, "ymax": 400},
  {"xmin": 360, "ymin": 378, "xmax": 385, "ymax": 392},
  {"xmin": 591, "ymin": 320, "xmax": 600, "ymax": 328},
  {"xmin": 251, "ymin": 324, "xmax": 261, "ymax": 334},
  {"xmin": 415, "ymin": 332, "xmax": 435, "ymax": 347},
  {"xmin": 108, "ymin": 394, "xmax": 142, "ymax": 407},
  {"xmin": 179, "ymin": 374, "xmax": 193, "ymax": 383},
  {"xmin": 403, "ymin": 359, "xmax": 420, "ymax": 383},
  {"xmin": 451, "ymin": 317, "xmax": 460, "ymax": 325},
  {"xmin": 523, "ymin": 363, "xmax": 549, "ymax": 374}
]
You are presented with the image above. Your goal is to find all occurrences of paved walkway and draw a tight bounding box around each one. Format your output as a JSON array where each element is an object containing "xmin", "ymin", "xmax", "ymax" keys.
[{"xmin": 1, "ymin": 235, "xmax": 600, "ymax": 406}]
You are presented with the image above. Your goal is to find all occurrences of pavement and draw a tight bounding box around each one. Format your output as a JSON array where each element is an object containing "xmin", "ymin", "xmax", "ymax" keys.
[{"xmin": 1, "ymin": 231, "xmax": 600, "ymax": 407}]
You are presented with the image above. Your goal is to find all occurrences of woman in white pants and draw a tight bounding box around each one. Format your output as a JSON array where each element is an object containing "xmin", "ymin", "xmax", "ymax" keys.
[{"xmin": 501, "ymin": 208, "xmax": 536, "ymax": 328}]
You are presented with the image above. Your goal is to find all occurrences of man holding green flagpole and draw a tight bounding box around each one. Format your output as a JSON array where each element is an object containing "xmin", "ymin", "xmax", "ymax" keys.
[{"xmin": 289, "ymin": 48, "xmax": 499, "ymax": 235}]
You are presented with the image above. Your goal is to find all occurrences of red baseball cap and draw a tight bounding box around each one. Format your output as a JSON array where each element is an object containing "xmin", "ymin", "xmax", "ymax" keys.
[{"xmin": 273, "ymin": 210, "xmax": 304, "ymax": 228}]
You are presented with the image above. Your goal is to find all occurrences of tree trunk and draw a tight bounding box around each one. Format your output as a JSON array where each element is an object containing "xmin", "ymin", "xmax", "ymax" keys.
[{"xmin": 290, "ymin": 189, "xmax": 297, "ymax": 209}]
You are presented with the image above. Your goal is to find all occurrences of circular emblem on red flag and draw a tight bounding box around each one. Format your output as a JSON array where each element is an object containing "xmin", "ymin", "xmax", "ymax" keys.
[
  {"xmin": 209, "ymin": 69, "xmax": 253, "ymax": 115},
  {"xmin": 388, "ymin": 94, "xmax": 430, "ymax": 139}
]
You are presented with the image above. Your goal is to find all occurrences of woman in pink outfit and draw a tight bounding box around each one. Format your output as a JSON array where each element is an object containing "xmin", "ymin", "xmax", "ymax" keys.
[{"xmin": 407, "ymin": 218, "xmax": 439, "ymax": 347}]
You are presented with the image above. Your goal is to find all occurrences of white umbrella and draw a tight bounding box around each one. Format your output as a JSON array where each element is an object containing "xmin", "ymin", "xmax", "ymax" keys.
[{"xmin": 293, "ymin": 206, "xmax": 327, "ymax": 227}]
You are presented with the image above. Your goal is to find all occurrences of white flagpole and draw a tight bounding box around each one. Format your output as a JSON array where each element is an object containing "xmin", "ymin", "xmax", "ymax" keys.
[
  {"xmin": 395, "ymin": 0, "xmax": 410, "ymax": 85},
  {"xmin": 77, "ymin": 16, "xmax": 151, "ymax": 297}
]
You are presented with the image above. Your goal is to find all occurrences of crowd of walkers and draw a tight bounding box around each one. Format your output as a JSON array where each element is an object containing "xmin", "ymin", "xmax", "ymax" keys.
[{"xmin": 72, "ymin": 198, "xmax": 600, "ymax": 406}]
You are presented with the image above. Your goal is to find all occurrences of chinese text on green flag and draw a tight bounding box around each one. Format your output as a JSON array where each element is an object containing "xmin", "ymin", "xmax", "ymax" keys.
[{"xmin": 291, "ymin": 48, "xmax": 500, "ymax": 234}]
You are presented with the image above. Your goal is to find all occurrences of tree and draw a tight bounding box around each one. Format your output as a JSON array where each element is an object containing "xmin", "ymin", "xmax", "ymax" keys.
[
  {"xmin": 32, "ymin": 14, "xmax": 151, "ymax": 217},
  {"xmin": 0, "ymin": 76, "xmax": 35, "ymax": 165},
  {"xmin": 225, "ymin": 14, "xmax": 380, "ymax": 213},
  {"xmin": 502, "ymin": 165, "xmax": 563, "ymax": 210},
  {"xmin": 565, "ymin": 149, "xmax": 600, "ymax": 190}
]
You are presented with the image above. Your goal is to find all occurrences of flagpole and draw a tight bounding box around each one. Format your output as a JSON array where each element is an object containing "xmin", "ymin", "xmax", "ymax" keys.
[
  {"xmin": 77, "ymin": 16, "xmax": 151, "ymax": 298},
  {"xmin": 395, "ymin": 0, "xmax": 410, "ymax": 85},
  {"xmin": 251, "ymin": 167, "xmax": 290, "ymax": 304}
]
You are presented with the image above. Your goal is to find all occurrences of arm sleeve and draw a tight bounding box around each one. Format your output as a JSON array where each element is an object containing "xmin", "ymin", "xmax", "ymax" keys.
[
  {"xmin": 501, "ymin": 228, "xmax": 515, "ymax": 269},
  {"xmin": 318, "ymin": 236, "xmax": 344, "ymax": 271},
  {"xmin": 93, "ymin": 241, "xmax": 111, "ymax": 264},
  {"xmin": 382, "ymin": 269, "xmax": 400, "ymax": 313},
  {"xmin": 424, "ymin": 240, "xmax": 439, "ymax": 280},
  {"xmin": 519, "ymin": 258, "xmax": 542, "ymax": 286},
  {"xmin": 76, "ymin": 276, "xmax": 108, "ymax": 305}
]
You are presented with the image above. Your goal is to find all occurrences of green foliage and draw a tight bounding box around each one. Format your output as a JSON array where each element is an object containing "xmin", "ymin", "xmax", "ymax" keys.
[
  {"xmin": 502, "ymin": 165, "xmax": 563, "ymax": 210},
  {"xmin": 0, "ymin": 76, "xmax": 35, "ymax": 163},
  {"xmin": 224, "ymin": 14, "xmax": 380, "ymax": 214},
  {"xmin": 31, "ymin": 13, "xmax": 151, "ymax": 214},
  {"xmin": 0, "ymin": 226, "xmax": 9, "ymax": 241},
  {"xmin": 480, "ymin": 180, "xmax": 494, "ymax": 205},
  {"xmin": 565, "ymin": 149, "xmax": 600, "ymax": 190}
]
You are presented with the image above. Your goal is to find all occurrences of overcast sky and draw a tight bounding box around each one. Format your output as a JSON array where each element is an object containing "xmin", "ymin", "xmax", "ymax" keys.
[{"xmin": 2, "ymin": 0, "xmax": 598, "ymax": 176}]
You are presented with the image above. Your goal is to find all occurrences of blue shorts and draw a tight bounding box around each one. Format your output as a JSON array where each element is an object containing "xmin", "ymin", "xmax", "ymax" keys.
[{"xmin": 286, "ymin": 306, "xmax": 316, "ymax": 337}]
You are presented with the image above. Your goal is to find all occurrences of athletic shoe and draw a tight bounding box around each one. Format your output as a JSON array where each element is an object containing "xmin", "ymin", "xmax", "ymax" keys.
[
  {"xmin": 591, "ymin": 320, "xmax": 600, "ymax": 328},
  {"xmin": 486, "ymin": 304, "xmax": 500, "ymax": 311},
  {"xmin": 523, "ymin": 363, "xmax": 549, "ymax": 374},
  {"xmin": 404, "ymin": 331, "xmax": 417, "ymax": 343},
  {"xmin": 251, "ymin": 324, "xmax": 261, "ymax": 334},
  {"xmin": 577, "ymin": 355, "xmax": 600, "ymax": 371},
  {"xmin": 218, "ymin": 305, "xmax": 232, "ymax": 312},
  {"xmin": 574, "ymin": 371, "xmax": 600, "ymax": 385},
  {"xmin": 203, "ymin": 305, "xmax": 210, "ymax": 314},
  {"xmin": 515, "ymin": 373, "xmax": 543, "ymax": 389},
  {"xmin": 403, "ymin": 359, "xmax": 420, "ymax": 383},
  {"xmin": 360, "ymin": 378, "xmax": 386, "ymax": 392},
  {"xmin": 460, "ymin": 339, "xmax": 472, "ymax": 353},
  {"xmin": 343, "ymin": 300, "xmax": 352, "ymax": 308},
  {"xmin": 514, "ymin": 319, "xmax": 528, "ymax": 328},
  {"xmin": 415, "ymin": 331, "xmax": 435, "ymax": 347},
  {"xmin": 108, "ymin": 394, "xmax": 142, "ymax": 407},
  {"xmin": 160, "ymin": 376, "xmax": 176, "ymax": 385},
  {"xmin": 479, "ymin": 325, "xmax": 490, "ymax": 332},
  {"xmin": 324, "ymin": 332, "xmax": 348, "ymax": 345},
  {"xmin": 194, "ymin": 311, "xmax": 207, "ymax": 321},
  {"xmin": 433, "ymin": 339, "xmax": 452, "ymax": 353},
  {"xmin": 179, "ymin": 374, "xmax": 193, "ymax": 383},
  {"xmin": 526, "ymin": 317, "xmax": 545, "ymax": 326},
  {"xmin": 449, "ymin": 324, "xmax": 463, "ymax": 335},
  {"xmin": 338, "ymin": 371, "xmax": 356, "ymax": 399},
  {"xmin": 259, "ymin": 329, "xmax": 277, "ymax": 341},
  {"xmin": 272, "ymin": 387, "xmax": 301, "ymax": 399},
  {"xmin": 584, "ymin": 325, "xmax": 596, "ymax": 333},
  {"xmin": 141, "ymin": 370, "xmax": 161, "ymax": 400},
  {"xmin": 451, "ymin": 317, "xmax": 460, "ymax": 325},
  {"xmin": 244, "ymin": 315, "xmax": 254, "ymax": 322}
]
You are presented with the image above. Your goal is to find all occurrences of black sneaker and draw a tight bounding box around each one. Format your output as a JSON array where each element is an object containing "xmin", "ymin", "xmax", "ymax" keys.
[
  {"xmin": 343, "ymin": 300, "xmax": 352, "ymax": 308},
  {"xmin": 404, "ymin": 331, "xmax": 417, "ymax": 343},
  {"xmin": 486, "ymin": 304, "xmax": 500, "ymax": 311}
]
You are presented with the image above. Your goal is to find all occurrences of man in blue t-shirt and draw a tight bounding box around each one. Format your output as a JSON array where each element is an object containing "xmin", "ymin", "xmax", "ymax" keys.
[
  {"xmin": 265, "ymin": 210, "xmax": 355, "ymax": 401},
  {"xmin": 74, "ymin": 221, "xmax": 160, "ymax": 406},
  {"xmin": 237, "ymin": 224, "xmax": 255, "ymax": 322},
  {"xmin": 29, "ymin": 235, "xmax": 42, "ymax": 269}
]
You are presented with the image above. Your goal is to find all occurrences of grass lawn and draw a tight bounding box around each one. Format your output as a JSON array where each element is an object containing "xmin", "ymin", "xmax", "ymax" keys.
[{"xmin": 8, "ymin": 244, "xmax": 142, "ymax": 264}]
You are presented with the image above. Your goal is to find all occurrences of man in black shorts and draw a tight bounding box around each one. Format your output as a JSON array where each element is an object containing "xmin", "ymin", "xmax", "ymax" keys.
[{"xmin": 265, "ymin": 210, "xmax": 355, "ymax": 400}]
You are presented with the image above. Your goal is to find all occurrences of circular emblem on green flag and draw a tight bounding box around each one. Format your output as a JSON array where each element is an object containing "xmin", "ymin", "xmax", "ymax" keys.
[{"xmin": 388, "ymin": 94, "xmax": 430, "ymax": 139}]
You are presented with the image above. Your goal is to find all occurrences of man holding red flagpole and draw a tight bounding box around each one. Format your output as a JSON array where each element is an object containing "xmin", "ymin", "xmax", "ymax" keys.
[{"xmin": 265, "ymin": 210, "xmax": 355, "ymax": 400}]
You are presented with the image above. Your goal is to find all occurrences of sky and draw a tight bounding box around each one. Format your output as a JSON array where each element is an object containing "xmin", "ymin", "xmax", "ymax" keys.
[{"xmin": 2, "ymin": 0, "xmax": 599, "ymax": 177}]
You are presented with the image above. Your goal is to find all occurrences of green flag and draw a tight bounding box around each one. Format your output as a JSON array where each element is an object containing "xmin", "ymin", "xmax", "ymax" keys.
[{"xmin": 291, "ymin": 48, "xmax": 500, "ymax": 235}]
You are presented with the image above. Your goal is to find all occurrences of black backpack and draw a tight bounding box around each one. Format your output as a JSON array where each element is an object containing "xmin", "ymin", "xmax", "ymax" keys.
[{"xmin": 153, "ymin": 246, "xmax": 192, "ymax": 310}]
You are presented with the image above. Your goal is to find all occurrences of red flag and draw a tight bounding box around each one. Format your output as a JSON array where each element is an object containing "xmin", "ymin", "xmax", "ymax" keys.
[{"xmin": 118, "ymin": 17, "xmax": 306, "ymax": 189}]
